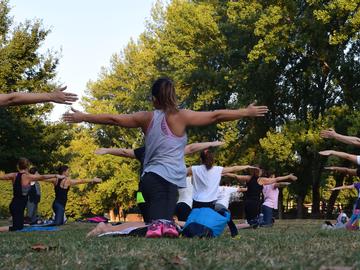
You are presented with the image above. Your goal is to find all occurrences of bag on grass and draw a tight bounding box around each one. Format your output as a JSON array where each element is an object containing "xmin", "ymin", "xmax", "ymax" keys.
[{"xmin": 182, "ymin": 207, "xmax": 230, "ymax": 238}]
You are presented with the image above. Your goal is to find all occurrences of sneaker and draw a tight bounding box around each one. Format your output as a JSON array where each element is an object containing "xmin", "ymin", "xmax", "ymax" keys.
[
  {"xmin": 162, "ymin": 221, "xmax": 179, "ymax": 238},
  {"xmin": 146, "ymin": 221, "xmax": 163, "ymax": 238}
]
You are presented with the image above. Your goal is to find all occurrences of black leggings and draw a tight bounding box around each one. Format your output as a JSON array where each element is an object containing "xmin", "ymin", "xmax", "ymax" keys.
[
  {"xmin": 139, "ymin": 172, "xmax": 178, "ymax": 221},
  {"xmin": 245, "ymin": 199, "xmax": 261, "ymax": 224},
  {"xmin": 9, "ymin": 198, "xmax": 27, "ymax": 231}
]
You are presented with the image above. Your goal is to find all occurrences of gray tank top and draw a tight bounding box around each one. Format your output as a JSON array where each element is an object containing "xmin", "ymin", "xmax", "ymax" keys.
[{"xmin": 143, "ymin": 110, "xmax": 187, "ymax": 187}]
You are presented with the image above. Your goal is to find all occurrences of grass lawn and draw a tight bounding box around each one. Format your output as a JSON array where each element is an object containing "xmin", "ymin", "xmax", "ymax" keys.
[{"xmin": 0, "ymin": 219, "xmax": 359, "ymax": 270}]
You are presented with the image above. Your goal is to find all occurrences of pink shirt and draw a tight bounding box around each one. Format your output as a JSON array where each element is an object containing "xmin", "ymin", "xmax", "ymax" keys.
[{"xmin": 262, "ymin": 184, "xmax": 279, "ymax": 209}]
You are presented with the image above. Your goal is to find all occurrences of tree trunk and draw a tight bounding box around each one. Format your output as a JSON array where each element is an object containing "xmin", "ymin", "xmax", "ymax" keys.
[
  {"xmin": 326, "ymin": 174, "xmax": 344, "ymax": 219},
  {"xmin": 297, "ymin": 195, "xmax": 305, "ymax": 218},
  {"xmin": 278, "ymin": 188, "xmax": 284, "ymax": 219},
  {"xmin": 312, "ymin": 181, "xmax": 320, "ymax": 217}
]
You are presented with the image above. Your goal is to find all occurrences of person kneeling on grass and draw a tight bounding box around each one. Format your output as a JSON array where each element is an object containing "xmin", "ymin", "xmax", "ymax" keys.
[
  {"xmin": 44, "ymin": 165, "xmax": 102, "ymax": 226},
  {"xmin": 0, "ymin": 158, "xmax": 65, "ymax": 232},
  {"xmin": 224, "ymin": 169, "xmax": 297, "ymax": 228},
  {"xmin": 326, "ymin": 166, "xmax": 360, "ymax": 230},
  {"xmin": 260, "ymin": 174, "xmax": 297, "ymax": 227}
]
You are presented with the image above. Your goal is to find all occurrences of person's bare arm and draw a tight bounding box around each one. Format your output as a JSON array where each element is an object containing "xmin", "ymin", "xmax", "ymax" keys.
[
  {"xmin": 222, "ymin": 173, "xmax": 252, "ymax": 182},
  {"xmin": 319, "ymin": 150, "xmax": 358, "ymax": 164},
  {"xmin": 320, "ymin": 129, "xmax": 360, "ymax": 147},
  {"xmin": 222, "ymin": 165, "xmax": 260, "ymax": 174},
  {"xmin": 95, "ymin": 148, "xmax": 136, "ymax": 158},
  {"xmin": 0, "ymin": 173, "xmax": 16, "ymax": 181},
  {"xmin": 0, "ymin": 86, "xmax": 78, "ymax": 107},
  {"xmin": 180, "ymin": 103, "xmax": 268, "ymax": 127},
  {"xmin": 258, "ymin": 174, "xmax": 297, "ymax": 185},
  {"xmin": 26, "ymin": 174, "xmax": 65, "ymax": 182},
  {"xmin": 274, "ymin": 182, "xmax": 291, "ymax": 188},
  {"xmin": 63, "ymin": 108, "xmax": 150, "ymax": 130},
  {"xmin": 324, "ymin": 166, "xmax": 358, "ymax": 176},
  {"xmin": 184, "ymin": 141, "xmax": 224, "ymax": 155},
  {"xmin": 187, "ymin": 167, "xmax": 192, "ymax": 176},
  {"xmin": 331, "ymin": 184, "xmax": 355, "ymax": 191},
  {"xmin": 70, "ymin": 177, "xmax": 102, "ymax": 186}
]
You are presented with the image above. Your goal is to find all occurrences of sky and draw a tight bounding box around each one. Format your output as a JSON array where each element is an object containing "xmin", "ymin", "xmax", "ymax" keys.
[{"xmin": 10, "ymin": 0, "xmax": 155, "ymax": 121}]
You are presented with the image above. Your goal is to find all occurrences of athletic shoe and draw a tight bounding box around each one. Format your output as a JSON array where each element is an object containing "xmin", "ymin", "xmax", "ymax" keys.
[
  {"xmin": 145, "ymin": 220, "xmax": 163, "ymax": 238},
  {"xmin": 162, "ymin": 221, "xmax": 179, "ymax": 238}
]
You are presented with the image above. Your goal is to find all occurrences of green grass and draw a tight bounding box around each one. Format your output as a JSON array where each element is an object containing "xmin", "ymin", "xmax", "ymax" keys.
[{"xmin": 0, "ymin": 220, "xmax": 359, "ymax": 270}]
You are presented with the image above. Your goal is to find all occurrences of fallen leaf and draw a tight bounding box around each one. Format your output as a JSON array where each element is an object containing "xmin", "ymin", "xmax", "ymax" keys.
[
  {"xmin": 171, "ymin": 255, "xmax": 187, "ymax": 265},
  {"xmin": 31, "ymin": 243, "xmax": 57, "ymax": 252}
]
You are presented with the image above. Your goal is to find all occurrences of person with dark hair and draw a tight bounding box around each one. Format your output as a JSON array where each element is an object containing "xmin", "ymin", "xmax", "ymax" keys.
[
  {"xmin": 63, "ymin": 76, "xmax": 268, "ymax": 238},
  {"xmin": 0, "ymin": 86, "xmax": 78, "ymax": 107},
  {"xmin": 0, "ymin": 158, "xmax": 65, "ymax": 232},
  {"xmin": 43, "ymin": 165, "xmax": 102, "ymax": 226},
  {"xmin": 224, "ymin": 169, "xmax": 297, "ymax": 227},
  {"xmin": 26, "ymin": 167, "xmax": 41, "ymax": 225},
  {"xmin": 188, "ymin": 149, "xmax": 257, "ymax": 210},
  {"xmin": 95, "ymin": 141, "xmax": 224, "ymax": 223}
]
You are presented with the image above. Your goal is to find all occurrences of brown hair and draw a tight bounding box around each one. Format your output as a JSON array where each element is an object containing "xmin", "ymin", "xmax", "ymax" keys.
[
  {"xmin": 200, "ymin": 149, "xmax": 214, "ymax": 170},
  {"xmin": 151, "ymin": 77, "xmax": 178, "ymax": 113},
  {"xmin": 17, "ymin": 158, "xmax": 31, "ymax": 170},
  {"xmin": 58, "ymin": 165, "xmax": 69, "ymax": 175}
]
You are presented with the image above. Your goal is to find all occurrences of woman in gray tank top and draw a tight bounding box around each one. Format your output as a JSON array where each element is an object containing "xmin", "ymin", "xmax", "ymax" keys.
[{"xmin": 64, "ymin": 77, "xmax": 268, "ymax": 238}]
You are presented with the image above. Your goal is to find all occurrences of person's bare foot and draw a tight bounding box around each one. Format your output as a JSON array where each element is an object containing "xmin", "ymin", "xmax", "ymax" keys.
[{"xmin": 86, "ymin": 222, "xmax": 109, "ymax": 237}]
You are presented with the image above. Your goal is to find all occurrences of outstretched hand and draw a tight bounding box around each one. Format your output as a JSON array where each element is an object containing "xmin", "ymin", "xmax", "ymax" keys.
[
  {"xmin": 245, "ymin": 102, "xmax": 269, "ymax": 117},
  {"xmin": 92, "ymin": 177, "xmax": 102, "ymax": 183},
  {"xmin": 51, "ymin": 86, "xmax": 78, "ymax": 105},
  {"xmin": 320, "ymin": 128, "xmax": 336, "ymax": 139},
  {"xmin": 289, "ymin": 174, "xmax": 298, "ymax": 181},
  {"xmin": 319, "ymin": 150, "xmax": 333, "ymax": 156},
  {"xmin": 324, "ymin": 166, "xmax": 336, "ymax": 171},
  {"xmin": 63, "ymin": 107, "xmax": 85, "ymax": 123},
  {"xmin": 211, "ymin": 141, "xmax": 225, "ymax": 147}
]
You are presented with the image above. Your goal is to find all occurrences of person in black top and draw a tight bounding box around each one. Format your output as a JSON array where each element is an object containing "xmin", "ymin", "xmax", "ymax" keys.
[
  {"xmin": 43, "ymin": 165, "xmax": 102, "ymax": 225},
  {"xmin": 95, "ymin": 141, "xmax": 224, "ymax": 224},
  {"xmin": 224, "ymin": 168, "xmax": 297, "ymax": 227},
  {"xmin": 0, "ymin": 158, "xmax": 64, "ymax": 232}
]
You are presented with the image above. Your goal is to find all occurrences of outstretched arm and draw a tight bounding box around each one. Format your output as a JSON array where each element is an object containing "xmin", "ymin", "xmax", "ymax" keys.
[
  {"xmin": 274, "ymin": 182, "xmax": 291, "ymax": 188},
  {"xmin": 0, "ymin": 86, "xmax": 78, "ymax": 107},
  {"xmin": 222, "ymin": 173, "xmax": 252, "ymax": 182},
  {"xmin": 95, "ymin": 148, "xmax": 135, "ymax": 158},
  {"xmin": 331, "ymin": 184, "xmax": 355, "ymax": 191},
  {"xmin": 180, "ymin": 103, "xmax": 268, "ymax": 127},
  {"xmin": 222, "ymin": 165, "xmax": 260, "ymax": 174},
  {"xmin": 258, "ymin": 174, "xmax": 297, "ymax": 186},
  {"xmin": 63, "ymin": 108, "xmax": 150, "ymax": 130},
  {"xmin": 0, "ymin": 173, "xmax": 16, "ymax": 181},
  {"xmin": 70, "ymin": 177, "xmax": 102, "ymax": 186},
  {"xmin": 26, "ymin": 174, "xmax": 65, "ymax": 182},
  {"xmin": 319, "ymin": 150, "xmax": 358, "ymax": 165},
  {"xmin": 184, "ymin": 141, "xmax": 224, "ymax": 155},
  {"xmin": 324, "ymin": 166, "xmax": 358, "ymax": 176},
  {"xmin": 320, "ymin": 129, "xmax": 360, "ymax": 147}
]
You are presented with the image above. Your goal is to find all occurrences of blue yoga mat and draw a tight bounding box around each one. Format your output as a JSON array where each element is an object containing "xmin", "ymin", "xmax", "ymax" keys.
[{"xmin": 19, "ymin": 226, "xmax": 60, "ymax": 232}]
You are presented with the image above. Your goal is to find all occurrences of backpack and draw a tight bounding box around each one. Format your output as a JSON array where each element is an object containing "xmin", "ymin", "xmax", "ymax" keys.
[{"xmin": 182, "ymin": 208, "xmax": 231, "ymax": 238}]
